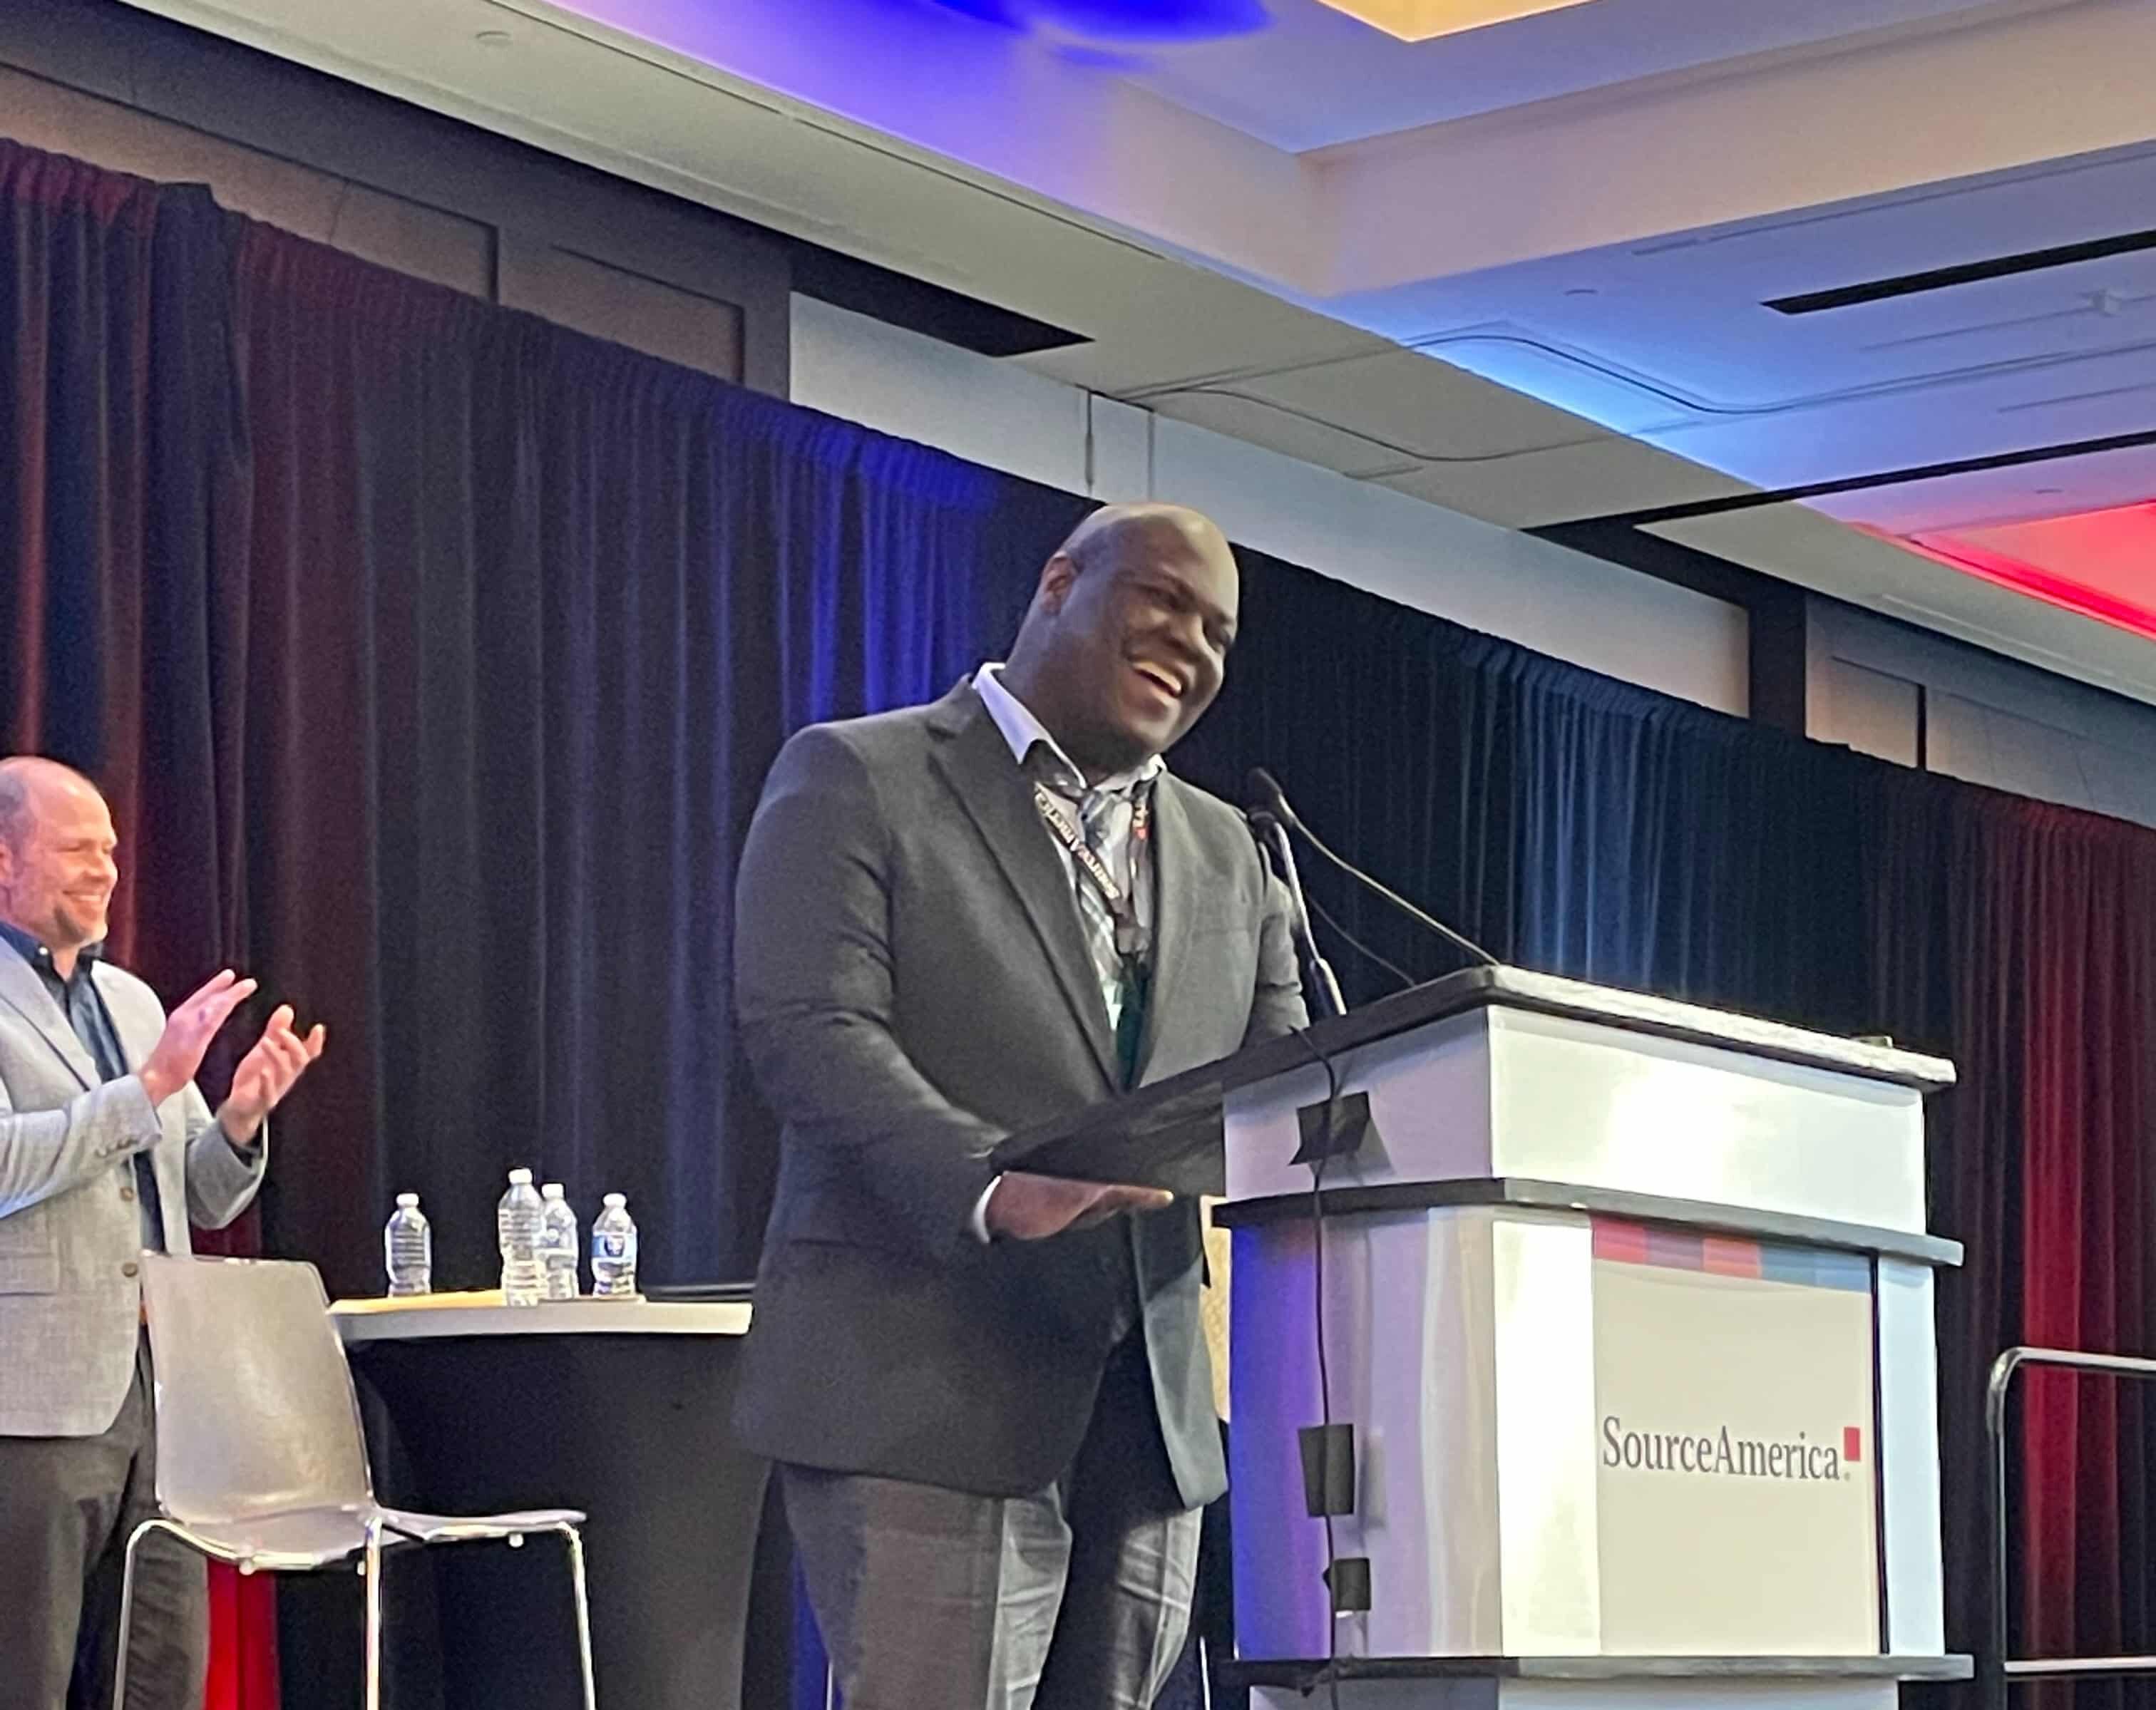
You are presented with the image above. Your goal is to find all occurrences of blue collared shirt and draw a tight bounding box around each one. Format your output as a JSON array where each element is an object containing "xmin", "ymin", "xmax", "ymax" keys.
[{"xmin": 0, "ymin": 922, "xmax": 249, "ymax": 1250}]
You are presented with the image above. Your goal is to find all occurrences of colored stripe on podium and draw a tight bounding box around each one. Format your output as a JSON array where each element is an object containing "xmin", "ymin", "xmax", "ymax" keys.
[{"xmin": 1591, "ymin": 1217, "xmax": 1871, "ymax": 1292}]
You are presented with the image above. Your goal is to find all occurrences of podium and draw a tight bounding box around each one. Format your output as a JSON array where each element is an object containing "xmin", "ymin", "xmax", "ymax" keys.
[{"xmin": 1002, "ymin": 964, "xmax": 1968, "ymax": 1706}]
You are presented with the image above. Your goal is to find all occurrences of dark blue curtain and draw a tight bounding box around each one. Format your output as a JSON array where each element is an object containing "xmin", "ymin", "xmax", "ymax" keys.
[
  {"xmin": 1177, "ymin": 551, "xmax": 1875, "ymax": 1033},
  {"xmin": 143, "ymin": 207, "xmax": 1072, "ymax": 1299}
]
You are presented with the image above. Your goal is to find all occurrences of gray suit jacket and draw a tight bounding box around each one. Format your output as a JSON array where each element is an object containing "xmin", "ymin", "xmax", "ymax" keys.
[
  {"xmin": 0, "ymin": 951, "xmax": 266, "ymax": 1437},
  {"xmin": 733, "ymin": 682, "xmax": 1305, "ymax": 1506}
]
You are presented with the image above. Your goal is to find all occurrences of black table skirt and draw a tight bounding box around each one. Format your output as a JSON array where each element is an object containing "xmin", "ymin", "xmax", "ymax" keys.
[{"xmin": 279, "ymin": 1330, "xmax": 795, "ymax": 1709}]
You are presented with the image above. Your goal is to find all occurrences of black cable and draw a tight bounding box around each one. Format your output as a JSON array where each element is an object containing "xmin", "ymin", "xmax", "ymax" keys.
[
  {"xmin": 1287, "ymin": 1026, "xmax": 1348, "ymax": 1710},
  {"xmin": 1248, "ymin": 770, "xmax": 1499, "ymax": 972},
  {"xmin": 1305, "ymin": 887, "xmax": 1415, "ymax": 992},
  {"xmin": 1294, "ymin": 828, "xmax": 1500, "ymax": 970}
]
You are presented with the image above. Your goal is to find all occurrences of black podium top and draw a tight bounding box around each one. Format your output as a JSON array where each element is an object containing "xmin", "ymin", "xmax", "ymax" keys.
[{"xmin": 991, "ymin": 964, "xmax": 1954, "ymax": 1192}]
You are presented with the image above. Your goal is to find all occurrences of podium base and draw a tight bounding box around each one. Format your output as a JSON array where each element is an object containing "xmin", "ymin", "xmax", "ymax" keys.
[{"xmin": 1231, "ymin": 1654, "xmax": 1972, "ymax": 1710}]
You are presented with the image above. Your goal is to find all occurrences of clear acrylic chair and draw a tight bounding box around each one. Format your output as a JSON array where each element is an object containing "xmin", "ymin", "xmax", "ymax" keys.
[{"xmin": 119, "ymin": 1252, "xmax": 597, "ymax": 1710}]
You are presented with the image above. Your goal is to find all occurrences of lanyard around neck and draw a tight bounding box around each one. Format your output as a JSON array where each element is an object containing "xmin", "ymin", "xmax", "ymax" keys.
[{"xmin": 1031, "ymin": 781, "xmax": 1150, "ymax": 959}]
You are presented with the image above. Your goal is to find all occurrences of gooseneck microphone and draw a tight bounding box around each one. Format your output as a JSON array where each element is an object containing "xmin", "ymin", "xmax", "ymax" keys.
[
  {"xmin": 1247, "ymin": 805, "xmax": 1347, "ymax": 1019},
  {"xmin": 1247, "ymin": 768, "xmax": 1502, "ymax": 972}
]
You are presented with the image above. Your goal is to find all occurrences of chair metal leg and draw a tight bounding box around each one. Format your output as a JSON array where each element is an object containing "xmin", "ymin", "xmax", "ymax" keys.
[
  {"xmin": 560, "ymin": 1523, "xmax": 599, "ymax": 1710},
  {"xmin": 364, "ymin": 1519, "xmax": 387, "ymax": 1710},
  {"xmin": 111, "ymin": 1519, "xmax": 160, "ymax": 1709}
]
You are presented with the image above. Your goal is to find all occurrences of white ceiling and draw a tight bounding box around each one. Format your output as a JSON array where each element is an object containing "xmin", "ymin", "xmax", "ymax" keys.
[
  {"xmin": 119, "ymin": 0, "xmax": 2156, "ymax": 704},
  {"xmin": 1118, "ymin": 0, "xmax": 2011, "ymax": 150},
  {"xmin": 1343, "ymin": 140, "xmax": 2156, "ymax": 496}
]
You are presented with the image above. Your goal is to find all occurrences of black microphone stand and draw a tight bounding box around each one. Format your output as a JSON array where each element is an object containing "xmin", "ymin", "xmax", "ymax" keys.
[
  {"xmin": 1250, "ymin": 810, "xmax": 1347, "ymax": 1020},
  {"xmin": 1248, "ymin": 767, "xmax": 1501, "ymax": 972}
]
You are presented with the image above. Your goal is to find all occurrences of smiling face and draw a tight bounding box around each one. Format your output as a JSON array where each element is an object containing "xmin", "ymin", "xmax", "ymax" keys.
[
  {"xmin": 0, "ymin": 760, "xmax": 120, "ymax": 962},
  {"xmin": 1004, "ymin": 505, "xmax": 1241, "ymax": 780}
]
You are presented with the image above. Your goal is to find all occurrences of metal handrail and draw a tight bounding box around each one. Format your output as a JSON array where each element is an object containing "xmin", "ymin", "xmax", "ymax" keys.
[{"xmin": 1986, "ymin": 1346, "xmax": 2156, "ymax": 1709}]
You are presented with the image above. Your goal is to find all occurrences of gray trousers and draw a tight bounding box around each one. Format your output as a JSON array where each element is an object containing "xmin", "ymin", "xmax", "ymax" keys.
[
  {"xmin": 783, "ymin": 1333, "xmax": 1202, "ymax": 1710},
  {"xmin": 0, "ymin": 1334, "xmax": 206, "ymax": 1710}
]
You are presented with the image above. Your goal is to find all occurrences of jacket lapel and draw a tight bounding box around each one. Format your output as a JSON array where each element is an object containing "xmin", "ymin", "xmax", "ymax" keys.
[
  {"xmin": 94, "ymin": 962, "xmax": 186, "ymax": 1246},
  {"xmin": 91, "ymin": 962, "xmax": 161, "ymax": 1074},
  {"xmin": 928, "ymin": 686, "xmax": 1119, "ymax": 1090},
  {"xmin": 1136, "ymin": 776, "xmax": 1199, "ymax": 1082},
  {"xmin": 0, "ymin": 947, "xmax": 98, "ymax": 1091}
]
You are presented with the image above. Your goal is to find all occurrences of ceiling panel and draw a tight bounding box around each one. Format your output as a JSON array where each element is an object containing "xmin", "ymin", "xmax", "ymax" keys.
[
  {"xmin": 1113, "ymin": 0, "xmax": 2007, "ymax": 150},
  {"xmin": 1906, "ymin": 500, "xmax": 2156, "ymax": 639},
  {"xmin": 1144, "ymin": 346, "xmax": 1612, "ymax": 462},
  {"xmin": 1653, "ymin": 503, "xmax": 2156, "ymax": 706},
  {"xmin": 1329, "ymin": 140, "xmax": 2156, "ymax": 510},
  {"xmin": 1377, "ymin": 434, "xmax": 1752, "ymax": 527},
  {"xmin": 1809, "ymin": 443, "xmax": 2156, "ymax": 535},
  {"xmin": 1143, "ymin": 388, "xmax": 1415, "ymax": 476}
]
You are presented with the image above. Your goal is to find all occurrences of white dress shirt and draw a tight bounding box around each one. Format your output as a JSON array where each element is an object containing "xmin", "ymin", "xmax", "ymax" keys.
[{"xmin": 966, "ymin": 664, "xmax": 1164, "ymax": 1238}]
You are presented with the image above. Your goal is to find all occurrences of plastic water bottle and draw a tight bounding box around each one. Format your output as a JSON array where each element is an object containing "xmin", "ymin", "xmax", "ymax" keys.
[
  {"xmin": 384, "ymin": 1193, "xmax": 432, "ymax": 1297},
  {"xmin": 590, "ymin": 1193, "xmax": 638, "ymax": 1299},
  {"xmin": 497, "ymin": 1168, "xmax": 545, "ymax": 1307},
  {"xmin": 540, "ymin": 1183, "xmax": 580, "ymax": 1301}
]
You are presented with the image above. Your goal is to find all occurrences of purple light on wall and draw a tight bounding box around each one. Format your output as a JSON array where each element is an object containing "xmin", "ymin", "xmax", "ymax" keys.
[{"xmin": 923, "ymin": 0, "xmax": 1270, "ymax": 43}]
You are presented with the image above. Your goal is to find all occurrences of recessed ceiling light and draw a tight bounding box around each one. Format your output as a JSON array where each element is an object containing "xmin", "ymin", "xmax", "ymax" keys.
[
  {"xmin": 474, "ymin": 29, "xmax": 515, "ymax": 48},
  {"xmin": 1313, "ymin": 0, "xmax": 1597, "ymax": 42}
]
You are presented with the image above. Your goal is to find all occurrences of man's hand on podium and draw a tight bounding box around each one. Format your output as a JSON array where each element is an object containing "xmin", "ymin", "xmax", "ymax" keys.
[{"xmin": 984, "ymin": 1172, "xmax": 1173, "ymax": 1241}]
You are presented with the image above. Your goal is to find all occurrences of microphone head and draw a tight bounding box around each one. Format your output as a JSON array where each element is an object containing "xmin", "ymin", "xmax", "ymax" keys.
[{"xmin": 1246, "ymin": 767, "xmax": 1295, "ymax": 828}]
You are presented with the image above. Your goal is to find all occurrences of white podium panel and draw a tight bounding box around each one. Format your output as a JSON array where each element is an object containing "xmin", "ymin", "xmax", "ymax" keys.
[
  {"xmin": 1224, "ymin": 988, "xmax": 1931, "ymax": 1236},
  {"xmin": 1218, "ymin": 967, "xmax": 1963, "ymax": 1702},
  {"xmin": 1588, "ymin": 1225, "xmax": 1878, "ymax": 1654},
  {"xmin": 1230, "ymin": 1207, "xmax": 1896, "ymax": 1662}
]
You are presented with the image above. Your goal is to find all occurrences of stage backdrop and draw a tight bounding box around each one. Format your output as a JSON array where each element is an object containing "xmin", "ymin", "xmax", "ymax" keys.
[{"xmin": 7, "ymin": 133, "xmax": 2156, "ymax": 1706}]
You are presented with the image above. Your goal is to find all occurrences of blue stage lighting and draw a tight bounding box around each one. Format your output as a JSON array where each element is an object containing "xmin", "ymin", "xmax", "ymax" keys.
[
  {"xmin": 927, "ymin": 0, "xmax": 1025, "ymax": 22},
  {"xmin": 925, "ymin": 0, "xmax": 1270, "ymax": 43}
]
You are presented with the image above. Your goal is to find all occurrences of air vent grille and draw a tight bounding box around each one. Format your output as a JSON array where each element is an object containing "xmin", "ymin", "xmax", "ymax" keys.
[{"xmin": 1766, "ymin": 228, "xmax": 2156, "ymax": 315}]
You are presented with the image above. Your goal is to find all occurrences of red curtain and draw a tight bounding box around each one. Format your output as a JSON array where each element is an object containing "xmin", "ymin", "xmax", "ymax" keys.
[
  {"xmin": 2011, "ymin": 810, "xmax": 2156, "ymax": 1681},
  {"xmin": 0, "ymin": 139, "xmax": 279, "ymax": 1710},
  {"xmin": 1873, "ymin": 778, "xmax": 2156, "ymax": 1706}
]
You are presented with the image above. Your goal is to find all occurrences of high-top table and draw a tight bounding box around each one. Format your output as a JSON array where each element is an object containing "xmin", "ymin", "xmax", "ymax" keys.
[{"xmin": 278, "ymin": 1294, "xmax": 784, "ymax": 1710}]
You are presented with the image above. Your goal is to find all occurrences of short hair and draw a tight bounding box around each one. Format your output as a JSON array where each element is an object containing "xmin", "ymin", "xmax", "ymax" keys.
[
  {"xmin": 0, "ymin": 757, "xmax": 99, "ymax": 855},
  {"xmin": 0, "ymin": 771, "xmax": 31, "ymax": 856}
]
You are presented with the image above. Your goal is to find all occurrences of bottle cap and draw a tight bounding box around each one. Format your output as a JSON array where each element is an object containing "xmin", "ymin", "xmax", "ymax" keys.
[
  {"xmin": 508, "ymin": 1167, "xmax": 533, "ymax": 1185},
  {"xmin": 396, "ymin": 1193, "xmax": 419, "ymax": 1208},
  {"xmin": 542, "ymin": 1183, "xmax": 565, "ymax": 1198},
  {"xmin": 602, "ymin": 1193, "xmax": 626, "ymax": 1207}
]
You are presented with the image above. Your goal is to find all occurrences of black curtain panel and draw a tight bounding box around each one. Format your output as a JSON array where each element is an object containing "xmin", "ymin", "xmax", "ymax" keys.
[
  {"xmin": 220, "ymin": 220, "xmax": 1059, "ymax": 1299},
  {"xmin": 12, "ymin": 130, "xmax": 2156, "ymax": 1706},
  {"xmin": 1176, "ymin": 550, "xmax": 1876, "ymax": 1033}
]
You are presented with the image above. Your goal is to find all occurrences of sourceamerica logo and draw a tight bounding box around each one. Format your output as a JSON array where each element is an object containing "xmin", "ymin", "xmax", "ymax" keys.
[{"xmin": 1601, "ymin": 1417, "xmax": 1864, "ymax": 1482}]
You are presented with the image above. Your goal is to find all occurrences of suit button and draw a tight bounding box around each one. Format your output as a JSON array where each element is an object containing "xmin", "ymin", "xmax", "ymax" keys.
[
  {"xmin": 120, "ymin": 1185, "xmax": 136, "ymax": 1202},
  {"xmin": 121, "ymin": 1261, "xmax": 140, "ymax": 1279}
]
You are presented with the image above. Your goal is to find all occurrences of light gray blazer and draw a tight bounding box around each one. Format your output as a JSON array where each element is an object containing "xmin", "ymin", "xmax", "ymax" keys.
[{"xmin": 0, "ymin": 949, "xmax": 265, "ymax": 1437}]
